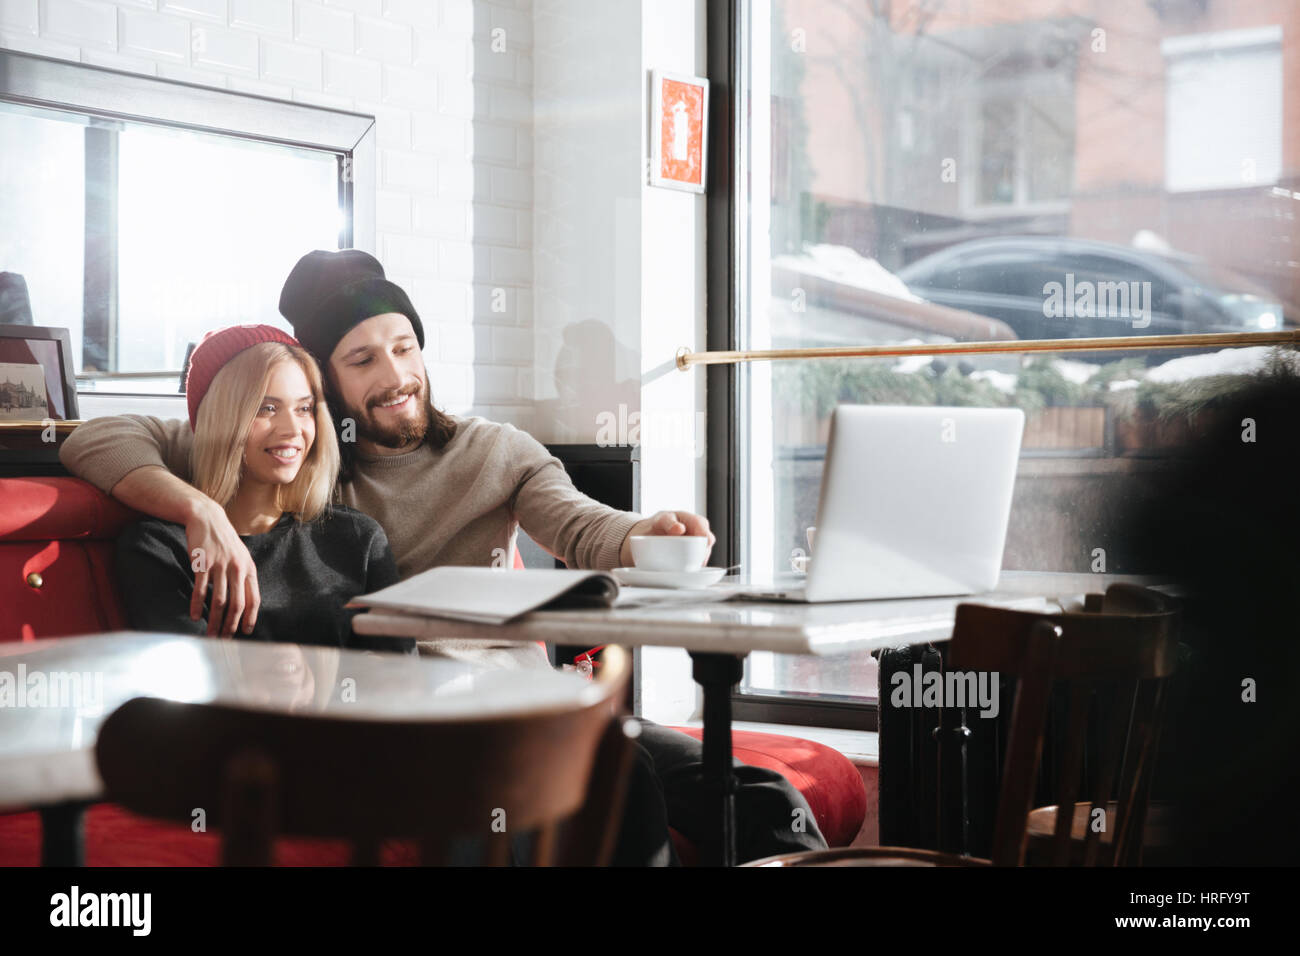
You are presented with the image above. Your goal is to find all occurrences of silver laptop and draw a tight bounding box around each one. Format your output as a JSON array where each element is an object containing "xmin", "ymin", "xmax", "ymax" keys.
[{"xmin": 740, "ymin": 405, "xmax": 1024, "ymax": 603}]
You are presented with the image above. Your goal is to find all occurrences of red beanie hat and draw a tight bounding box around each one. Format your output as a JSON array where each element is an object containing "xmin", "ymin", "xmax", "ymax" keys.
[{"xmin": 185, "ymin": 324, "xmax": 302, "ymax": 429}]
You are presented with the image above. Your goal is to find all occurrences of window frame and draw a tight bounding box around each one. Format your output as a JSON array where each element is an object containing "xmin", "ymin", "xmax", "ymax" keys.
[
  {"xmin": 712, "ymin": 0, "xmax": 894, "ymax": 729},
  {"xmin": 0, "ymin": 50, "xmax": 376, "ymax": 389},
  {"xmin": 709, "ymin": 0, "xmax": 883, "ymax": 730},
  {"xmin": 960, "ymin": 74, "xmax": 1074, "ymax": 218}
]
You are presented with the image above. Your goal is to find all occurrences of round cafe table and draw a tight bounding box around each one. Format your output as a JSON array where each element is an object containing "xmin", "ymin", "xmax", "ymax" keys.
[{"xmin": 0, "ymin": 631, "xmax": 596, "ymax": 865}]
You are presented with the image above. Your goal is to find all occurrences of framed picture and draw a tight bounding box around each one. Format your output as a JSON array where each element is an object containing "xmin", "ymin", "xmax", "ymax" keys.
[
  {"xmin": 0, "ymin": 325, "xmax": 79, "ymax": 474},
  {"xmin": 650, "ymin": 70, "xmax": 709, "ymax": 193},
  {"xmin": 0, "ymin": 325, "xmax": 78, "ymax": 422}
]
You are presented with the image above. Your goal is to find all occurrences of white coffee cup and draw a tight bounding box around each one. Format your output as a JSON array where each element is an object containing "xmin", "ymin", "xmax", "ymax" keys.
[{"xmin": 629, "ymin": 535, "xmax": 709, "ymax": 571}]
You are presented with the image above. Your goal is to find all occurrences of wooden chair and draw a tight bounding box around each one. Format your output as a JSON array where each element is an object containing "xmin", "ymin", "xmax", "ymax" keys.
[
  {"xmin": 1021, "ymin": 585, "xmax": 1180, "ymax": 866},
  {"xmin": 95, "ymin": 646, "xmax": 639, "ymax": 866},
  {"xmin": 746, "ymin": 584, "xmax": 1180, "ymax": 867}
]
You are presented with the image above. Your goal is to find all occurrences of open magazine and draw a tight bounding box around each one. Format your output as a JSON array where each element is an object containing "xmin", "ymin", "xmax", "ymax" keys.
[{"xmin": 347, "ymin": 566, "xmax": 734, "ymax": 626}]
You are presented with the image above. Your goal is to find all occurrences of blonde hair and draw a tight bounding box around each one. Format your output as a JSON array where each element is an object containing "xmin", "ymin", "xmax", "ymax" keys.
[{"xmin": 190, "ymin": 342, "xmax": 339, "ymax": 523}]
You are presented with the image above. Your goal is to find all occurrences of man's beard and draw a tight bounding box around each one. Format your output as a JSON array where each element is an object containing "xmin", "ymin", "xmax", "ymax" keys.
[{"xmin": 349, "ymin": 377, "xmax": 432, "ymax": 449}]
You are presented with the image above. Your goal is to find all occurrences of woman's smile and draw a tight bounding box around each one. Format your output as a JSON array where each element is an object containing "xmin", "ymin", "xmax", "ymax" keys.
[{"xmin": 265, "ymin": 444, "xmax": 302, "ymax": 462}]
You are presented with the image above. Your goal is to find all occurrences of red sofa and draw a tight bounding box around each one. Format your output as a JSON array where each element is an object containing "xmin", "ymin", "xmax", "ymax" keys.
[{"xmin": 0, "ymin": 475, "xmax": 866, "ymax": 865}]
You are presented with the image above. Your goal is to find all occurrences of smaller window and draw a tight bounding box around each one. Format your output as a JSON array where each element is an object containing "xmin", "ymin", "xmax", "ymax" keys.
[{"xmin": 1163, "ymin": 27, "xmax": 1283, "ymax": 192}]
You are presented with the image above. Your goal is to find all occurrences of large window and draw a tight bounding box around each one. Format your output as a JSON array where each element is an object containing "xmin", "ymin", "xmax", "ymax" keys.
[
  {"xmin": 0, "ymin": 52, "xmax": 373, "ymax": 395},
  {"xmin": 722, "ymin": 0, "xmax": 1299, "ymax": 726}
]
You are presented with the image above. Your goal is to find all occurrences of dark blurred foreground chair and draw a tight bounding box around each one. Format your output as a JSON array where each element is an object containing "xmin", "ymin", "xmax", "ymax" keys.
[
  {"xmin": 746, "ymin": 584, "xmax": 1180, "ymax": 867},
  {"xmin": 1021, "ymin": 585, "xmax": 1180, "ymax": 866},
  {"xmin": 95, "ymin": 646, "xmax": 639, "ymax": 866}
]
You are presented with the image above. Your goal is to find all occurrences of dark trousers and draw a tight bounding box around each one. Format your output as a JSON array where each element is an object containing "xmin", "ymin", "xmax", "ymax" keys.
[{"xmin": 609, "ymin": 720, "xmax": 829, "ymax": 866}]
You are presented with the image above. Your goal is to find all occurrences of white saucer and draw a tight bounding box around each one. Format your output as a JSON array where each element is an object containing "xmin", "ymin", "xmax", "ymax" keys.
[{"xmin": 611, "ymin": 567, "xmax": 727, "ymax": 589}]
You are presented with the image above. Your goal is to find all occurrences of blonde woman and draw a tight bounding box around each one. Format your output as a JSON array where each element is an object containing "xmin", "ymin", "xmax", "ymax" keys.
[{"xmin": 115, "ymin": 325, "xmax": 410, "ymax": 654}]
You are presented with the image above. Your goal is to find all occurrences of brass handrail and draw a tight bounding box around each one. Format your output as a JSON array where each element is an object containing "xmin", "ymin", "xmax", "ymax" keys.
[
  {"xmin": 675, "ymin": 330, "xmax": 1299, "ymax": 370},
  {"xmin": 0, "ymin": 420, "xmax": 83, "ymax": 431}
]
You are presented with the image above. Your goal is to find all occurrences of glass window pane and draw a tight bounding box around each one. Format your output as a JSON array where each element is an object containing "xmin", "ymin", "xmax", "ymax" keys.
[
  {"xmin": 739, "ymin": 1, "xmax": 1299, "ymax": 707},
  {"xmin": 0, "ymin": 107, "xmax": 86, "ymax": 358},
  {"xmin": 116, "ymin": 126, "xmax": 340, "ymax": 375},
  {"xmin": 0, "ymin": 101, "xmax": 344, "ymax": 389}
]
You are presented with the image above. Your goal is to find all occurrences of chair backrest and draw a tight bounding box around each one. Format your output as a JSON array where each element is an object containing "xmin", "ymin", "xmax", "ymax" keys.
[
  {"xmin": 948, "ymin": 584, "xmax": 1180, "ymax": 866},
  {"xmin": 95, "ymin": 646, "xmax": 638, "ymax": 866}
]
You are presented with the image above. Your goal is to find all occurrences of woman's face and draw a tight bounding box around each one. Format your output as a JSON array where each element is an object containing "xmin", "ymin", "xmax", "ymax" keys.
[{"xmin": 242, "ymin": 360, "xmax": 316, "ymax": 486}]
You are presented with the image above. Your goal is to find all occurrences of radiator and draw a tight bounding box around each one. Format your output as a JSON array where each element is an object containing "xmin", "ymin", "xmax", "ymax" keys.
[{"xmin": 877, "ymin": 642, "xmax": 1152, "ymax": 858}]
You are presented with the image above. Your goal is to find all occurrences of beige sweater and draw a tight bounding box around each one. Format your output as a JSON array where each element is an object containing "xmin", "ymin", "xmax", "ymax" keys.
[
  {"xmin": 60, "ymin": 412, "xmax": 641, "ymax": 575},
  {"xmin": 60, "ymin": 413, "xmax": 642, "ymax": 663}
]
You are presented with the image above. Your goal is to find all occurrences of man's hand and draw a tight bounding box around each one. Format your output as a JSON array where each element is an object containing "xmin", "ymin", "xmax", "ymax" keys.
[
  {"xmin": 619, "ymin": 510, "xmax": 716, "ymax": 568},
  {"xmin": 110, "ymin": 465, "xmax": 262, "ymax": 637},
  {"xmin": 183, "ymin": 495, "xmax": 260, "ymax": 637}
]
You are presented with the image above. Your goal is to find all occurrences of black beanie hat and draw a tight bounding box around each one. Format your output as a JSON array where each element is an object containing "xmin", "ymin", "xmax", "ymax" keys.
[{"xmin": 278, "ymin": 249, "xmax": 425, "ymax": 363}]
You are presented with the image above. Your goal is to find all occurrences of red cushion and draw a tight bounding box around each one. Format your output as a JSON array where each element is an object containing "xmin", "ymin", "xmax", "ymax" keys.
[
  {"xmin": 0, "ymin": 729, "xmax": 866, "ymax": 866},
  {"xmin": 0, "ymin": 478, "xmax": 138, "ymax": 643},
  {"xmin": 0, "ymin": 805, "xmax": 422, "ymax": 866},
  {"xmin": 0, "ymin": 477, "xmax": 138, "ymax": 542},
  {"xmin": 0, "ymin": 538, "xmax": 131, "ymax": 642},
  {"xmin": 666, "ymin": 727, "xmax": 866, "ymax": 849}
]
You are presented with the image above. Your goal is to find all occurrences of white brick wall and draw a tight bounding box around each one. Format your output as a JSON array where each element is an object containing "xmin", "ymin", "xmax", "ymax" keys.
[{"xmin": 1, "ymin": 0, "xmax": 536, "ymax": 423}]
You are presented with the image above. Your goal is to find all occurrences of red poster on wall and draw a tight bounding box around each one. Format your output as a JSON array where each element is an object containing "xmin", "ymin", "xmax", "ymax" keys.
[{"xmin": 650, "ymin": 71, "xmax": 709, "ymax": 193}]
